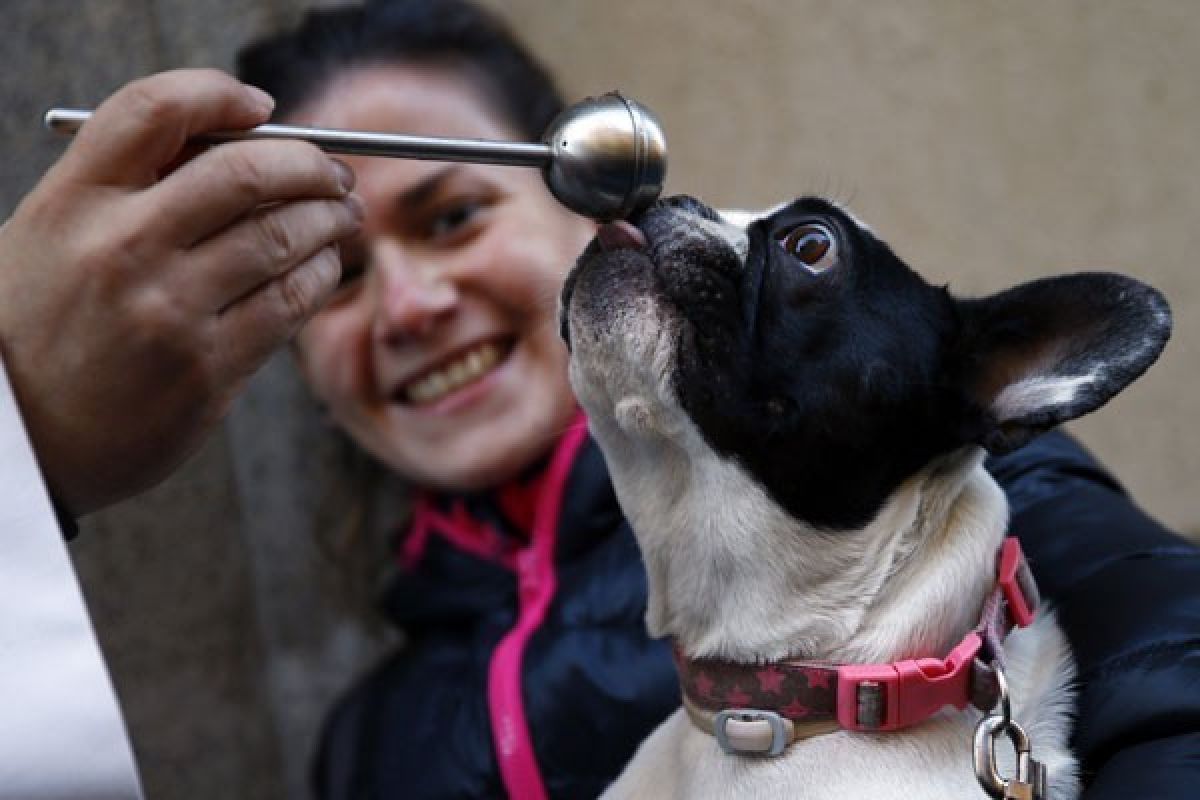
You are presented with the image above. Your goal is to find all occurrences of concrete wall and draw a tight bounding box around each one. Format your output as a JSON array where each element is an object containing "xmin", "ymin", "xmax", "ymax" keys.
[{"xmin": 2, "ymin": 1, "xmax": 1196, "ymax": 798}]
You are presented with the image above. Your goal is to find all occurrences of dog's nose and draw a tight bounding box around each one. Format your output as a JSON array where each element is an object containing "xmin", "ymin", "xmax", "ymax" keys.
[{"xmin": 640, "ymin": 194, "xmax": 721, "ymax": 223}]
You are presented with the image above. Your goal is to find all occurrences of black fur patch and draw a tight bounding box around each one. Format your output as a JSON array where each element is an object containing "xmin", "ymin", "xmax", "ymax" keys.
[{"xmin": 658, "ymin": 197, "xmax": 975, "ymax": 529}]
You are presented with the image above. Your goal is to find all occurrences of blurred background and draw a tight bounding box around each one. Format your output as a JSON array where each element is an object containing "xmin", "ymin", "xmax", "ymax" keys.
[{"xmin": 2, "ymin": 1, "xmax": 1196, "ymax": 797}]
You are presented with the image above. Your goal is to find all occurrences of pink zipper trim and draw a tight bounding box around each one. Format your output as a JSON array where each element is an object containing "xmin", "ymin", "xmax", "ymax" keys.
[
  {"xmin": 487, "ymin": 414, "xmax": 589, "ymax": 800},
  {"xmin": 400, "ymin": 497, "xmax": 518, "ymax": 572}
]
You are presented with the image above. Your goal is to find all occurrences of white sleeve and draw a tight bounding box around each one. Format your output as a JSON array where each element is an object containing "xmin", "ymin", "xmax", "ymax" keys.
[{"xmin": 0, "ymin": 359, "xmax": 143, "ymax": 799}]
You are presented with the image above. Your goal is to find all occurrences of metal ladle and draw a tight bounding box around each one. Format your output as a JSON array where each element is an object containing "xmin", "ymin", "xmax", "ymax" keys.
[{"xmin": 44, "ymin": 91, "xmax": 667, "ymax": 221}]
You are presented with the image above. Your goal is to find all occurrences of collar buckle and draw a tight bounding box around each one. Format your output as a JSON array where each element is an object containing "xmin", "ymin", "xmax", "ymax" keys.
[{"xmin": 836, "ymin": 633, "xmax": 983, "ymax": 731}]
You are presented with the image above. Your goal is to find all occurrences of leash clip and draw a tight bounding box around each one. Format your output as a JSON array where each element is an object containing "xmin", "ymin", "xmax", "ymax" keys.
[
  {"xmin": 972, "ymin": 714, "xmax": 1047, "ymax": 799},
  {"xmin": 972, "ymin": 663, "xmax": 1048, "ymax": 800}
]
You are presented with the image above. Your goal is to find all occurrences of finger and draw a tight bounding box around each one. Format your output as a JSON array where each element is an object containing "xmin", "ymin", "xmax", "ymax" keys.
[
  {"xmin": 185, "ymin": 193, "xmax": 363, "ymax": 312},
  {"xmin": 147, "ymin": 138, "xmax": 354, "ymax": 247},
  {"xmin": 59, "ymin": 69, "xmax": 274, "ymax": 188},
  {"xmin": 212, "ymin": 246, "xmax": 342, "ymax": 382}
]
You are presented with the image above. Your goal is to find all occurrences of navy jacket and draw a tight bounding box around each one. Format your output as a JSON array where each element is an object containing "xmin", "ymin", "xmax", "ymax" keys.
[{"xmin": 314, "ymin": 428, "xmax": 1200, "ymax": 799}]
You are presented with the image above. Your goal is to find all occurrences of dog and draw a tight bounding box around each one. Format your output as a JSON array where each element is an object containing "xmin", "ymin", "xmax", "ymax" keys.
[{"xmin": 559, "ymin": 195, "xmax": 1171, "ymax": 799}]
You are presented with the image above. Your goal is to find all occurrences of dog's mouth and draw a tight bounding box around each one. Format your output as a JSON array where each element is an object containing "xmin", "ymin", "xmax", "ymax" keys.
[
  {"xmin": 560, "ymin": 217, "xmax": 654, "ymax": 347},
  {"xmin": 560, "ymin": 197, "xmax": 750, "ymax": 351}
]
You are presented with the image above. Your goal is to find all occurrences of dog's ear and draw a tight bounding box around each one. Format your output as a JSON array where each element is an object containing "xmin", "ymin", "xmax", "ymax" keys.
[{"xmin": 955, "ymin": 272, "xmax": 1171, "ymax": 454}]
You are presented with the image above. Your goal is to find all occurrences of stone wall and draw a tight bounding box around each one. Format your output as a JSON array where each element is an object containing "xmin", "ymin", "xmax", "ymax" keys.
[{"xmin": 1, "ymin": 3, "xmax": 381, "ymax": 799}]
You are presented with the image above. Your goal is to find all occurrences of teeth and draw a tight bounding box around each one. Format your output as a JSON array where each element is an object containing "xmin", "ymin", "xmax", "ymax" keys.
[{"xmin": 405, "ymin": 343, "xmax": 501, "ymax": 404}]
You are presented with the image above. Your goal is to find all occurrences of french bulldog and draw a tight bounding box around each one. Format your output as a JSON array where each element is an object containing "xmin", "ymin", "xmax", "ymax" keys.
[{"xmin": 559, "ymin": 195, "xmax": 1171, "ymax": 799}]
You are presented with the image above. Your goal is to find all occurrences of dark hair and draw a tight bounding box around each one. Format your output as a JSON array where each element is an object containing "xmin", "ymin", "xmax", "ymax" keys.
[{"xmin": 235, "ymin": 0, "xmax": 565, "ymax": 140}]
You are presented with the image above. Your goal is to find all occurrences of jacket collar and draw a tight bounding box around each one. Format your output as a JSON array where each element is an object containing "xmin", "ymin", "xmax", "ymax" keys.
[{"xmin": 382, "ymin": 414, "xmax": 622, "ymax": 627}]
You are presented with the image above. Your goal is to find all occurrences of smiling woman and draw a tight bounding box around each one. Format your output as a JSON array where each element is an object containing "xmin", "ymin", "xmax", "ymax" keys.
[{"xmin": 235, "ymin": 5, "xmax": 684, "ymax": 797}]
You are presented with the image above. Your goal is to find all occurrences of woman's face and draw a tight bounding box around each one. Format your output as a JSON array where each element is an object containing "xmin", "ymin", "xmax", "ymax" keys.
[{"xmin": 290, "ymin": 66, "xmax": 596, "ymax": 490}]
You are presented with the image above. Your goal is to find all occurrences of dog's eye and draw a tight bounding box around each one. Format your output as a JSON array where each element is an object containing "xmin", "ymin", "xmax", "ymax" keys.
[{"xmin": 778, "ymin": 223, "xmax": 837, "ymax": 272}]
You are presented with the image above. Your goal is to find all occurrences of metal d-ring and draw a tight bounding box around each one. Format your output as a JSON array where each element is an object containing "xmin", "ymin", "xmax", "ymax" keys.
[{"xmin": 993, "ymin": 662, "xmax": 1012, "ymax": 729}]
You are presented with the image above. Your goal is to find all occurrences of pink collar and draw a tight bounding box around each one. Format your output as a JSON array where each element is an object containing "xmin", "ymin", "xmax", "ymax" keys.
[{"xmin": 674, "ymin": 537, "xmax": 1039, "ymax": 755}]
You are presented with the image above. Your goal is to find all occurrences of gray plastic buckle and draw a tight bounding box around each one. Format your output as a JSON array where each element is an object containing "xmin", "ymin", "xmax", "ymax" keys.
[{"xmin": 713, "ymin": 708, "xmax": 789, "ymax": 756}]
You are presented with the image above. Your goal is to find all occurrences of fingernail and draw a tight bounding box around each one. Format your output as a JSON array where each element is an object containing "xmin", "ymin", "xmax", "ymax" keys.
[
  {"xmin": 334, "ymin": 159, "xmax": 356, "ymax": 193},
  {"xmin": 244, "ymin": 85, "xmax": 275, "ymax": 115},
  {"xmin": 344, "ymin": 192, "xmax": 365, "ymax": 221}
]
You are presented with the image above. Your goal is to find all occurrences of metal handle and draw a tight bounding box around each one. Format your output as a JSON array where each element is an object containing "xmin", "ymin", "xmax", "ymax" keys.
[{"xmin": 44, "ymin": 108, "xmax": 553, "ymax": 167}]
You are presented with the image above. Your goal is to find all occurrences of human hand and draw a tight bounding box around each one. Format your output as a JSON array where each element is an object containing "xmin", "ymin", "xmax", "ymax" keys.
[{"xmin": 0, "ymin": 69, "xmax": 363, "ymax": 514}]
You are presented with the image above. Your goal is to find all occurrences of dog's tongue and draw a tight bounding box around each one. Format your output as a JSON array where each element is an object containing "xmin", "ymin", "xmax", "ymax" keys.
[{"xmin": 596, "ymin": 220, "xmax": 648, "ymax": 251}]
